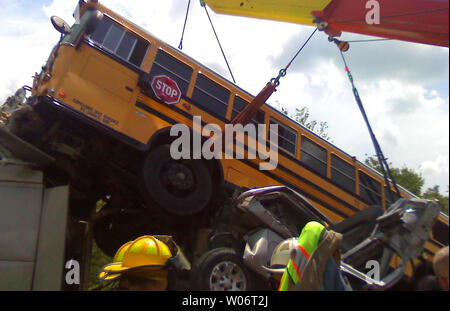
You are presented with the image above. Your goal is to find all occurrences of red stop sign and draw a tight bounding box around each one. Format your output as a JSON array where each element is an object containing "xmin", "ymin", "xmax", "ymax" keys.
[{"xmin": 150, "ymin": 75, "xmax": 182, "ymax": 105}]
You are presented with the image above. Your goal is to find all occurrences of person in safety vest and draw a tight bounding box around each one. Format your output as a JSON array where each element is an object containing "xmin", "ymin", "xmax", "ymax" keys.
[
  {"xmin": 97, "ymin": 235, "xmax": 190, "ymax": 291},
  {"xmin": 277, "ymin": 221, "xmax": 350, "ymax": 291}
]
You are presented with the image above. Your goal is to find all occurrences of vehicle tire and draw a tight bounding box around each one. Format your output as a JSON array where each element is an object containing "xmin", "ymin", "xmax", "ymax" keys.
[
  {"xmin": 191, "ymin": 247, "xmax": 254, "ymax": 291},
  {"xmin": 140, "ymin": 145, "xmax": 213, "ymax": 215}
]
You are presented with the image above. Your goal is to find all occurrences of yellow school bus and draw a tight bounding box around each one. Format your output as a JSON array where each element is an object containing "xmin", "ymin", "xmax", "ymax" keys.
[{"xmin": 26, "ymin": 0, "xmax": 447, "ymax": 280}]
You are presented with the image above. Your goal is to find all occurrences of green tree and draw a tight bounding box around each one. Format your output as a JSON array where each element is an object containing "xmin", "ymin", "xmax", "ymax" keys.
[
  {"xmin": 292, "ymin": 107, "xmax": 331, "ymax": 141},
  {"xmin": 277, "ymin": 103, "xmax": 331, "ymax": 141},
  {"xmin": 423, "ymin": 185, "xmax": 449, "ymax": 216},
  {"xmin": 88, "ymin": 242, "xmax": 113, "ymax": 290},
  {"xmin": 364, "ymin": 156, "xmax": 424, "ymax": 197},
  {"xmin": 365, "ymin": 156, "xmax": 449, "ymax": 215}
]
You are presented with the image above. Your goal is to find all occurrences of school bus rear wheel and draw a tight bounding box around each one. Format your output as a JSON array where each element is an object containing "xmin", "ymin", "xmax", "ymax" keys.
[{"xmin": 140, "ymin": 145, "xmax": 213, "ymax": 215}]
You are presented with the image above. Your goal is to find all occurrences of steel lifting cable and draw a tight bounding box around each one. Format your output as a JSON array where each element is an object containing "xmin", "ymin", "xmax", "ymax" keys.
[
  {"xmin": 203, "ymin": 5, "xmax": 236, "ymax": 84},
  {"xmin": 178, "ymin": 0, "xmax": 191, "ymax": 50},
  {"xmin": 178, "ymin": 1, "xmax": 236, "ymax": 83},
  {"xmin": 338, "ymin": 49, "xmax": 401, "ymax": 201},
  {"xmin": 231, "ymin": 27, "xmax": 318, "ymax": 126},
  {"xmin": 272, "ymin": 27, "xmax": 318, "ymax": 86}
]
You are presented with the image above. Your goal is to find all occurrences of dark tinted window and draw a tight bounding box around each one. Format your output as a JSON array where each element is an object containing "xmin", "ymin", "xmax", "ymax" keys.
[
  {"xmin": 89, "ymin": 17, "xmax": 149, "ymax": 67},
  {"xmin": 192, "ymin": 74, "xmax": 230, "ymax": 118},
  {"xmin": 90, "ymin": 17, "xmax": 110, "ymax": 44},
  {"xmin": 384, "ymin": 186, "xmax": 402, "ymax": 207},
  {"xmin": 116, "ymin": 32, "xmax": 137, "ymax": 60},
  {"xmin": 432, "ymin": 220, "xmax": 449, "ymax": 246},
  {"xmin": 103, "ymin": 24, "xmax": 124, "ymax": 51},
  {"xmin": 269, "ymin": 118, "xmax": 297, "ymax": 155},
  {"xmin": 231, "ymin": 96, "xmax": 265, "ymax": 132},
  {"xmin": 359, "ymin": 172, "xmax": 382, "ymax": 205},
  {"xmin": 149, "ymin": 50, "xmax": 193, "ymax": 95},
  {"xmin": 301, "ymin": 136, "xmax": 327, "ymax": 176},
  {"xmin": 130, "ymin": 39, "xmax": 150, "ymax": 67},
  {"xmin": 331, "ymin": 155, "xmax": 355, "ymax": 193}
]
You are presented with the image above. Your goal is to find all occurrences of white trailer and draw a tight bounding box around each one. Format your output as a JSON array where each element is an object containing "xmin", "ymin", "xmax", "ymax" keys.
[{"xmin": 0, "ymin": 126, "xmax": 91, "ymax": 290}]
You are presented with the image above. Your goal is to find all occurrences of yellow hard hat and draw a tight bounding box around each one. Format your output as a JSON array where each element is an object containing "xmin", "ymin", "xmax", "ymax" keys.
[{"xmin": 98, "ymin": 236, "xmax": 172, "ymax": 282}]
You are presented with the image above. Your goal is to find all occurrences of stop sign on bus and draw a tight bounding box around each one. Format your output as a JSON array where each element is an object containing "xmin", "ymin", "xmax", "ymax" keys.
[{"xmin": 150, "ymin": 75, "xmax": 182, "ymax": 105}]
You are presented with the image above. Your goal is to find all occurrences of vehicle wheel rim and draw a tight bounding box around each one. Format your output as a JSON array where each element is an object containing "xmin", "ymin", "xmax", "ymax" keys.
[
  {"xmin": 160, "ymin": 162, "xmax": 196, "ymax": 196},
  {"xmin": 209, "ymin": 261, "xmax": 247, "ymax": 291}
]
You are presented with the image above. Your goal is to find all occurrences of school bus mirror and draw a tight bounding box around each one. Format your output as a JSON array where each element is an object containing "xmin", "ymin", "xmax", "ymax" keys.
[
  {"xmin": 85, "ymin": 10, "xmax": 104, "ymax": 35},
  {"xmin": 50, "ymin": 16, "xmax": 72, "ymax": 35}
]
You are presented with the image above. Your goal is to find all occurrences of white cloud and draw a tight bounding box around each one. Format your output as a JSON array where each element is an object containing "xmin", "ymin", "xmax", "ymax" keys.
[
  {"xmin": 267, "ymin": 46, "xmax": 449, "ymax": 194},
  {"xmin": 420, "ymin": 155, "xmax": 450, "ymax": 191},
  {"xmin": 42, "ymin": 0, "xmax": 77, "ymax": 22}
]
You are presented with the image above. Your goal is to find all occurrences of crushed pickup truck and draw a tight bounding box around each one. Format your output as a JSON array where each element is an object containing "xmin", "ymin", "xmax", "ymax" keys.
[{"xmin": 188, "ymin": 186, "xmax": 441, "ymax": 291}]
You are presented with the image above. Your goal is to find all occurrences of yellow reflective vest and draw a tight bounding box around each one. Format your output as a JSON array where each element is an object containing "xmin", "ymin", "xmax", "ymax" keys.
[{"xmin": 278, "ymin": 221, "xmax": 325, "ymax": 291}]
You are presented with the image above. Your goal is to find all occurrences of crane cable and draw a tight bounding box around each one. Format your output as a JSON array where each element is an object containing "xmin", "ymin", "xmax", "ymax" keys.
[
  {"xmin": 336, "ymin": 45, "xmax": 401, "ymax": 201},
  {"xmin": 203, "ymin": 5, "xmax": 236, "ymax": 84},
  {"xmin": 178, "ymin": 0, "xmax": 191, "ymax": 50},
  {"xmin": 271, "ymin": 27, "xmax": 318, "ymax": 86},
  {"xmin": 178, "ymin": 1, "xmax": 236, "ymax": 83},
  {"xmin": 231, "ymin": 27, "xmax": 318, "ymax": 126},
  {"xmin": 180, "ymin": 1, "xmax": 318, "ymax": 125}
]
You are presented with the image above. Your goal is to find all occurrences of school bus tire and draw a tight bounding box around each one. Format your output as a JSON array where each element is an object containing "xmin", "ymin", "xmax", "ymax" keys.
[{"xmin": 140, "ymin": 145, "xmax": 213, "ymax": 215}]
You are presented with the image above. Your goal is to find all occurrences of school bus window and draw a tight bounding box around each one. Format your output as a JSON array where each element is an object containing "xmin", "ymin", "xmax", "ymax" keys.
[
  {"xmin": 269, "ymin": 118, "xmax": 297, "ymax": 155},
  {"xmin": 331, "ymin": 155, "xmax": 356, "ymax": 193},
  {"xmin": 129, "ymin": 39, "xmax": 149, "ymax": 67},
  {"xmin": 359, "ymin": 171, "xmax": 382, "ymax": 205},
  {"xmin": 149, "ymin": 50, "xmax": 193, "ymax": 96},
  {"xmin": 301, "ymin": 136, "xmax": 327, "ymax": 176},
  {"xmin": 384, "ymin": 185, "xmax": 401, "ymax": 206},
  {"xmin": 90, "ymin": 16, "xmax": 110, "ymax": 44},
  {"xmin": 192, "ymin": 74, "xmax": 230, "ymax": 118},
  {"xmin": 88, "ymin": 17, "xmax": 149, "ymax": 67},
  {"xmin": 432, "ymin": 220, "xmax": 449, "ymax": 246},
  {"xmin": 231, "ymin": 96, "xmax": 265, "ymax": 126}
]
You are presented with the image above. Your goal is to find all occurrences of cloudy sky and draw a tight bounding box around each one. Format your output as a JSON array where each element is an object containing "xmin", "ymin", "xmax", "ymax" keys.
[{"xmin": 0, "ymin": 0, "xmax": 448, "ymax": 194}]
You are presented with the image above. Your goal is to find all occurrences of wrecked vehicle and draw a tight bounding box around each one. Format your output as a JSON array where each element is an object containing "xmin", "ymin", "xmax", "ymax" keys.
[{"xmin": 189, "ymin": 186, "xmax": 442, "ymax": 291}]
